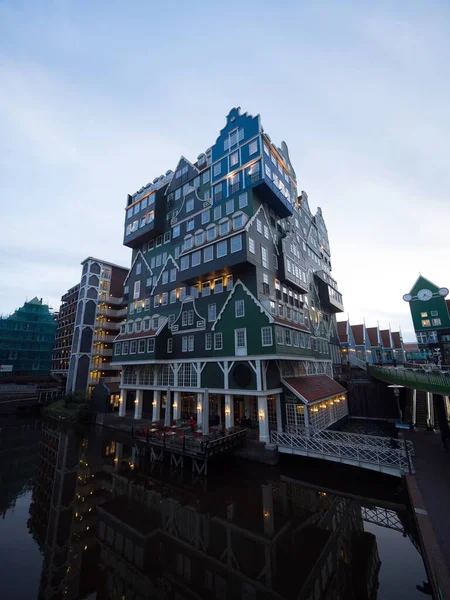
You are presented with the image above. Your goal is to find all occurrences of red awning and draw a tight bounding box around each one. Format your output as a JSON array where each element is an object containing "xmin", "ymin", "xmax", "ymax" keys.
[{"xmin": 282, "ymin": 375, "xmax": 347, "ymax": 404}]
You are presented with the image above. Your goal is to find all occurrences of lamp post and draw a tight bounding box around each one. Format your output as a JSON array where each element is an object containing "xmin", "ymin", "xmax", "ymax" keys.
[{"xmin": 388, "ymin": 384, "xmax": 404, "ymax": 424}]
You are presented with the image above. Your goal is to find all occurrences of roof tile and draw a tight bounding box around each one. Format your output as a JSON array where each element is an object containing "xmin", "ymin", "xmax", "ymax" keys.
[{"xmin": 282, "ymin": 375, "xmax": 347, "ymax": 404}]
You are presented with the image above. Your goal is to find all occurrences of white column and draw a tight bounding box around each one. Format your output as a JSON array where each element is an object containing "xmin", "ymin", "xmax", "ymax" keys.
[
  {"xmin": 118, "ymin": 390, "xmax": 126, "ymax": 417},
  {"xmin": 412, "ymin": 389, "xmax": 417, "ymax": 426},
  {"xmin": 134, "ymin": 389, "xmax": 143, "ymax": 420},
  {"xmin": 164, "ymin": 387, "xmax": 172, "ymax": 427},
  {"xmin": 202, "ymin": 388, "xmax": 209, "ymax": 434},
  {"xmin": 275, "ymin": 394, "xmax": 283, "ymax": 433},
  {"xmin": 197, "ymin": 392, "xmax": 203, "ymax": 430},
  {"xmin": 256, "ymin": 359, "xmax": 262, "ymax": 391},
  {"xmin": 225, "ymin": 394, "xmax": 233, "ymax": 429},
  {"xmin": 426, "ymin": 392, "xmax": 433, "ymax": 428},
  {"xmin": 152, "ymin": 390, "xmax": 161, "ymax": 422},
  {"xmin": 258, "ymin": 396, "xmax": 270, "ymax": 443},
  {"xmin": 173, "ymin": 391, "xmax": 181, "ymax": 421},
  {"xmin": 303, "ymin": 402, "xmax": 310, "ymax": 433}
]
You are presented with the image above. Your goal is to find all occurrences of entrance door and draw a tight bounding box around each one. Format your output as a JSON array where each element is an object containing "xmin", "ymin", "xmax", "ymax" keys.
[{"xmin": 235, "ymin": 328, "xmax": 247, "ymax": 356}]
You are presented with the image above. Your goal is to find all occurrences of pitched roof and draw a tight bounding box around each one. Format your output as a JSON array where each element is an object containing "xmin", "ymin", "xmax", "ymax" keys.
[
  {"xmin": 337, "ymin": 320, "xmax": 348, "ymax": 343},
  {"xmin": 366, "ymin": 327, "xmax": 379, "ymax": 347},
  {"xmin": 404, "ymin": 342, "xmax": 419, "ymax": 351},
  {"xmin": 273, "ymin": 316, "xmax": 310, "ymax": 332},
  {"xmin": 391, "ymin": 331, "xmax": 402, "ymax": 349},
  {"xmin": 282, "ymin": 375, "xmax": 347, "ymax": 404},
  {"xmin": 380, "ymin": 329, "xmax": 391, "ymax": 348},
  {"xmin": 351, "ymin": 324, "xmax": 364, "ymax": 345}
]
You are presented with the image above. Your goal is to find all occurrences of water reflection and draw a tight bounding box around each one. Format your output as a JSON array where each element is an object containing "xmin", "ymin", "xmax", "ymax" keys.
[{"xmin": 0, "ymin": 420, "xmax": 428, "ymax": 599}]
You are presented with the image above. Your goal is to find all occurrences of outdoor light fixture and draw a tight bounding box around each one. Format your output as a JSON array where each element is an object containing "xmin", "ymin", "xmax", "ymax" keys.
[
  {"xmin": 225, "ymin": 406, "xmax": 231, "ymax": 416},
  {"xmin": 152, "ymin": 400, "xmax": 156, "ymax": 407},
  {"xmin": 173, "ymin": 401, "xmax": 178, "ymax": 409},
  {"xmin": 258, "ymin": 408, "xmax": 265, "ymax": 420},
  {"xmin": 197, "ymin": 403, "xmax": 202, "ymax": 412}
]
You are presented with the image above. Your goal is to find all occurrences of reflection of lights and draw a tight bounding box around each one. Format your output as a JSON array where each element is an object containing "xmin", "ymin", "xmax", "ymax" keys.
[
  {"xmin": 84, "ymin": 545, "xmax": 88, "ymax": 550},
  {"xmin": 263, "ymin": 509, "xmax": 270, "ymax": 518}
]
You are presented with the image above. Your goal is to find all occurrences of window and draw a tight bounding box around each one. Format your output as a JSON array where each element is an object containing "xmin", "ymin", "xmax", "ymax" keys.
[
  {"xmin": 135, "ymin": 320, "xmax": 142, "ymax": 332},
  {"xmin": 285, "ymin": 329, "xmax": 292, "ymax": 346},
  {"xmin": 163, "ymin": 231, "xmax": 171, "ymax": 244},
  {"xmin": 173, "ymin": 224, "xmax": 181, "ymax": 238},
  {"xmin": 422, "ymin": 319, "xmax": 431, "ymax": 327},
  {"xmin": 162, "ymin": 271, "xmax": 169, "ymax": 285},
  {"xmin": 201, "ymin": 210, "xmax": 210, "ymax": 224},
  {"xmin": 214, "ymin": 333, "xmax": 223, "ymax": 350},
  {"xmin": 231, "ymin": 234, "xmax": 242, "ymax": 253},
  {"xmin": 195, "ymin": 231, "xmax": 204, "ymax": 245},
  {"xmin": 170, "ymin": 268, "xmax": 177, "ymax": 282},
  {"xmin": 207, "ymin": 225, "xmax": 217, "ymax": 241},
  {"xmin": 186, "ymin": 219, "xmax": 194, "ymax": 232},
  {"xmin": 270, "ymin": 300, "xmax": 276, "ymax": 315},
  {"xmin": 186, "ymin": 198, "xmax": 194, "ymax": 213},
  {"xmin": 130, "ymin": 340, "xmax": 137, "ymax": 354},
  {"xmin": 183, "ymin": 236, "xmax": 193, "ymax": 251},
  {"xmin": 230, "ymin": 151, "xmax": 238, "ymax": 167},
  {"xmin": 152, "ymin": 316, "xmax": 159, "ymax": 329},
  {"xmin": 168, "ymin": 314, "xmax": 175, "ymax": 327},
  {"xmin": 167, "ymin": 338, "xmax": 173, "ymax": 353},
  {"xmin": 235, "ymin": 328, "xmax": 247, "ymax": 349},
  {"xmin": 147, "ymin": 338, "xmax": 155, "ymax": 352},
  {"xmin": 213, "ymin": 163, "xmax": 221, "ymax": 177},
  {"xmin": 143, "ymin": 318, "xmax": 151, "ymax": 331},
  {"xmin": 215, "ymin": 183, "xmax": 223, "ymax": 201},
  {"xmin": 204, "ymin": 189, "xmax": 211, "ymax": 201},
  {"xmin": 431, "ymin": 311, "xmax": 438, "ymax": 317},
  {"xmin": 273, "ymin": 254, "xmax": 278, "ymax": 270},
  {"xmin": 217, "ymin": 240, "xmax": 227, "ymax": 258},
  {"xmin": 138, "ymin": 339, "xmax": 146, "ymax": 353},
  {"xmin": 204, "ymin": 246, "xmax": 213, "ymax": 262},
  {"xmin": 214, "ymin": 278, "xmax": 223, "ymax": 294},
  {"xmin": 233, "ymin": 214, "xmax": 244, "ymax": 229},
  {"xmin": 249, "ymin": 140, "xmax": 258, "ymax": 155},
  {"xmin": 161, "ymin": 292, "xmax": 168, "ymax": 305},
  {"xmin": 156, "ymin": 254, "xmax": 162, "ymax": 267},
  {"xmin": 235, "ymin": 299, "xmax": 245, "ymax": 318},
  {"xmin": 262, "ymin": 272, "xmax": 270, "ymax": 295},
  {"xmin": 156, "ymin": 235, "xmax": 162, "ymax": 247},
  {"xmin": 136, "ymin": 263, "xmax": 142, "ymax": 275},
  {"xmin": 263, "ymin": 225, "xmax": 269, "ymax": 239},
  {"xmin": 239, "ymin": 193, "xmax": 248, "ymax": 208},
  {"xmin": 192, "ymin": 250, "xmax": 201, "ymax": 267},
  {"xmin": 261, "ymin": 327, "xmax": 273, "ymax": 346},
  {"xmin": 205, "ymin": 333, "xmax": 212, "ymax": 350},
  {"xmin": 208, "ymin": 304, "xmax": 217, "ymax": 322},
  {"xmin": 261, "ymin": 246, "xmax": 268, "ymax": 268},
  {"xmin": 134, "ymin": 202, "xmax": 140, "ymax": 214},
  {"xmin": 421, "ymin": 312, "xmax": 428, "ymax": 318},
  {"xmin": 133, "ymin": 281, "xmax": 141, "ymax": 299},
  {"xmin": 256, "ymin": 219, "xmax": 262, "ymax": 234},
  {"xmin": 214, "ymin": 205, "xmax": 222, "ymax": 220},
  {"xmin": 122, "ymin": 341, "xmax": 129, "ymax": 354},
  {"xmin": 180, "ymin": 256, "xmax": 189, "ymax": 270},
  {"xmin": 249, "ymin": 237, "xmax": 255, "ymax": 254},
  {"xmin": 114, "ymin": 343, "xmax": 121, "ymax": 355},
  {"xmin": 170, "ymin": 289, "xmax": 177, "ymax": 304},
  {"xmin": 226, "ymin": 199, "xmax": 234, "ymax": 215},
  {"xmin": 182, "ymin": 335, "xmax": 194, "ymax": 352},
  {"xmin": 202, "ymin": 282, "xmax": 211, "ymax": 296},
  {"xmin": 432, "ymin": 318, "xmax": 442, "ymax": 326},
  {"xmin": 127, "ymin": 208, "xmax": 133, "ymax": 219},
  {"xmin": 202, "ymin": 170, "xmax": 210, "ymax": 184}
]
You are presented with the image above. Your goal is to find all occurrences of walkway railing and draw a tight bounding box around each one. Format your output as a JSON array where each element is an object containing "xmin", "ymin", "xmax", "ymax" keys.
[
  {"xmin": 369, "ymin": 365, "xmax": 450, "ymax": 394},
  {"xmin": 348, "ymin": 352, "xmax": 367, "ymax": 370},
  {"xmin": 272, "ymin": 430, "xmax": 412, "ymax": 476}
]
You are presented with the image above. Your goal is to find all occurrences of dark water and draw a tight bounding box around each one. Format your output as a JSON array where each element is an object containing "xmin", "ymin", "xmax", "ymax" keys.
[{"xmin": 0, "ymin": 418, "xmax": 429, "ymax": 599}]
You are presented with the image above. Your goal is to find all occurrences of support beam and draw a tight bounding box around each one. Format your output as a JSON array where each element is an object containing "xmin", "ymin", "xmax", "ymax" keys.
[
  {"xmin": 173, "ymin": 391, "xmax": 181, "ymax": 421},
  {"xmin": 412, "ymin": 389, "xmax": 417, "ymax": 426},
  {"xmin": 152, "ymin": 390, "xmax": 161, "ymax": 422},
  {"xmin": 164, "ymin": 388, "xmax": 172, "ymax": 427},
  {"xmin": 225, "ymin": 394, "xmax": 233, "ymax": 430},
  {"xmin": 118, "ymin": 390, "xmax": 126, "ymax": 417},
  {"xmin": 257, "ymin": 396, "xmax": 270, "ymax": 444},
  {"xmin": 134, "ymin": 389, "xmax": 143, "ymax": 420},
  {"xmin": 275, "ymin": 393, "xmax": 283, "ymax": 433},
  {"xmin": 426, "ymin": 392, "xmax": 433, "ymax": 428},
  {"xmin": 202, "ymin": 388, "xmax": 209, "ymax": 434},
  {"xmin": 197, "ymin": 392, "xmax": 203, "ymax": 431}
]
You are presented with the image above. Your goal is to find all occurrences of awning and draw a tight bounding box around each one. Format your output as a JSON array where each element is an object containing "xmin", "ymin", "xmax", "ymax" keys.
[{"xmin": 281, "ymin": 375, "xmax": 347, "ymax": 405}]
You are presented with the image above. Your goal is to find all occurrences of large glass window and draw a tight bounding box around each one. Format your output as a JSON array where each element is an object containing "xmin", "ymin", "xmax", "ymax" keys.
[
  {"xmin": 204, "ymin": 246, "xmax": 213, "ymax": 262},
  {"xmin": 192, "ymin": 251, "xmax": 201, "ymax": 267},
  {"xmin": 180, "ymin": 256, "xmax": 189, "ymax": 270},
  {"xmin": 202, "ymin": 210, "xmax": 210, "ymax": 224},
  {"xmin": 231, "ymin": 235, "xmax": 242, "ymax": 253},
  {"xmin": 217, "ymin": 240, "xmax": 227, "ymax": 258},
  {"xmin": 261, "ymin": 327, "xmax": 273, "ymax": 346}
]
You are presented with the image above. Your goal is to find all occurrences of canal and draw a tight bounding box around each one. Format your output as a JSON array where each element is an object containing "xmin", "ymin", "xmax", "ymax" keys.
[{"xmin": 0, "ymin": 417, "xmax": 429, "ymax": 599}]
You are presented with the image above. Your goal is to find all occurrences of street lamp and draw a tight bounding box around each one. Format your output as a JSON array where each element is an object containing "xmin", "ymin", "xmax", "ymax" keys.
[{"xmin": 388, "ymin": 384, "xmax": 404, "ymax": 425}]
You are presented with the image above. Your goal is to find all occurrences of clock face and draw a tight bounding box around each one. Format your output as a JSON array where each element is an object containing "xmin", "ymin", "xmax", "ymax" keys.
[{"xmin": 418, "ymin": 288, "xmax": 433, "ymax": 301}]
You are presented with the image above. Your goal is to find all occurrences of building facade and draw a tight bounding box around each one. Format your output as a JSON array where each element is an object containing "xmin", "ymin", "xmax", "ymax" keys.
[
  {"xmin": 51, "ymin": 283, "xmax": 80, "ymax": 382},
  {"xmin": 338, "ymin": 320, "xmax": 405, "ymax": 367},
  {"xmin": 0, "ymin": 297, "xmax": 57, "ymax": 377},
  {"xmin": 403, "ymin": 275, "xmax": 450, "ymax": 365},
  {"xmin": 66, "ymin": 257, "xmax": 128, "ymax": 402},
  {"xmin": 112, "ymin": 108, "xmax": 347, "ymax": 439}
]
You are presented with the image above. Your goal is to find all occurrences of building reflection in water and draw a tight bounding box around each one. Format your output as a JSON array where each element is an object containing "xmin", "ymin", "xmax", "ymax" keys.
[{"xmin": 28, "ymin": 424, "xmax": 387, "ymax": 600}]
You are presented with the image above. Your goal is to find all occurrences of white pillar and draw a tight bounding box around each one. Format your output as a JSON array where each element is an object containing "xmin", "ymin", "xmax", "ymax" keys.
[
  {"xmin": 275, "ymin": 394, "xmax": 283, "ymax": 433},
  {"xmin": 258, "ymin": 396, "xmax": 270, "ymax": 443},
  {"xmin": 197, "ymin": 392, "xmax": 203, "ymax": 430},
  {"xmin": 118, "ymin": 390, "xmax": 126, "ymax": 417},
  {"xmin": 426, "ymin": 392, "xmax": 433, "ymax": 428},
  {"xmin": 152, "ymin": 390, "xmax": 161, "ymax": 422},
  {"xmin": 256, "ymin": 359, "xmax": 262, "ymax": 391},
  {"xmin": 173, "ymin": 391, "xmax": 181, "ymax": 421},
  {"xmin": 412, "ymin": 389, "xmax": 417, "ymax": 426},
  {"xmin": 202, "ymin": 388, "xmax": 209, "ymax": 434},
  {"xmin": 134, "ymin": 389, "xmax": 143, "ymax": 420},
  {"xmin": 164, "ymin": 388, "xmax": 172, "ymax": 427},
  {"xmin": 303, "ymin": 402, "xmax": 310, "ymax": 433},
  {"xmin": 225, "ymin": 394, "xmax": 233, "ymax": 429}
]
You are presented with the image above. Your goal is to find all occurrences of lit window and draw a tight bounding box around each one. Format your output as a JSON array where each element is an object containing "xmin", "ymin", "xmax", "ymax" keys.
[
  {"xmin": 226, "ymin": 199, "xmax": 234, "ymax": 215},
  {"xmin": 201, "ymin": 210, "xmax": 210, "ymax": 224},
  {"xmin": 261, "ymin": 326, "xmax": 273, "ymax": 346},
  {"xmin": 161, "ymin": 292, "xmax": 168, "ymax": 305},
  {"xmin": 235, "ymin": 300, "xmax": 245, "ymax": 318},
  {"xmin": 173, "ymin": 225, "xmax": 181, "ymax": 238},
  {"xmin": 214, "ymin": 333, "xmax": 223, "ymax": 350},
  {"xmin": 420, "ymin": 312, "xmax": 428, "ymax": 318},
  {"xmin": 133, "ymin": 281, "xmax": 141, "ymax": 299},
  {"xmin": 217, "ymin": 240, "xmax": 227, "ymax": 258},
  {"xmin": 248, "ymin": 237, "xmax": 255, "ymax": 254},
  {"xmin": 186, "ymin": 198, "xmax": 194, "ymax": 213},
  {"xmin": 204, "ymin": 246, "xmax": 213, "ymax": 262},
  {"xmin": 239, "ymin": 193, "xmax": 248, "ymax": 209},
  {"xmin": 230, "ymin": 152, "xmax": 239, "ymax": 167},
  {"xmin": 213, "ymin": 163, "xmax": 221, "ymax": 177},
  {"xmin": 186, "ymin": 219, "xmax": 195, "ymax": 232},
  {"xmin": 231, "ymin": 235, "xmax": 242, "ymax": 253},
  {"xmin": 421, "ymin": 319, "xmax": 431, "ymax": 327},
  {"xmin": 249, "ymin": 140, "xmax": 258, "ymax": 155}
]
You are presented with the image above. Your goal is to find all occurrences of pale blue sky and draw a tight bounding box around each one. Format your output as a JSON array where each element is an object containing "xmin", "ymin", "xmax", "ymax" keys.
[{"xmin": 1, "ymin": 0, "xmax": 449, "ymax": 340}]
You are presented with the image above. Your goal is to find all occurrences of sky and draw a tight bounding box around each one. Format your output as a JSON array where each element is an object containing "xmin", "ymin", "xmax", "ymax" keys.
[{"xmin": 1, "ymin": 1, "xmax": 449, "ymax": 341}]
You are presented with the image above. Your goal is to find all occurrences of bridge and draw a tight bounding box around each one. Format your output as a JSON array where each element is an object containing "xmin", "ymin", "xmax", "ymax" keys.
[
  {"xmin": 271, "ymin": 428, "xmax": 414, "ymax": 477},
  {"xmin": 369, "ymin": 364, "xmax": 450, "ymax": 394}
]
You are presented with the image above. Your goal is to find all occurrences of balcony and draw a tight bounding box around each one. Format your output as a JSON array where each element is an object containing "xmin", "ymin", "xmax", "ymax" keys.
[
  {"xmin": 97, "ymin": 307, "xmax": 127, "ymax": 318},
  {"xmin": 93, "ymin": 333, "xmax": 116, "ymax": 343},
  {"xmin": 314, "ymin": 271, "xmax": 344, "ymax": 313},
  {"xmin": 253, "ymin": 173, "xmax": 293, "ymax": 218},
  {"xmin": 92, "ymin": 348, "xmax": 113, "ymax": 357}
]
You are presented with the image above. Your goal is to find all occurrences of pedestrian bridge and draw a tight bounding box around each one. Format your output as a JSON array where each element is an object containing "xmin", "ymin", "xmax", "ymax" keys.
[
  {"xmin": 271, "ymin": 428, "xmax": 414, "ymax": 477},
  {"xmin": 369, "ymin": 364, "xmax": 450, "ymax": 394}
]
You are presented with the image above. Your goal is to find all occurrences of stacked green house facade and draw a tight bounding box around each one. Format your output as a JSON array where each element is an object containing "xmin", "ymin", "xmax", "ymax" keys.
[
  {"xmin": 403, "ymin": 275, "xmax": 450, "ymax": 365},
  {"xmin": 0, "ymin": 298, "xmax": 57, "ymax": 377},
  {"xmin": 112, "ymin": 108, "xmax": 348, "ymax": 441}
]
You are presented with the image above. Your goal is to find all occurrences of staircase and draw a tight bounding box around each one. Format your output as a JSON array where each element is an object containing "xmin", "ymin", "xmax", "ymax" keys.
[{"xmin": 348, "ymin": 353, "xmax": 367, "ymax": 371}]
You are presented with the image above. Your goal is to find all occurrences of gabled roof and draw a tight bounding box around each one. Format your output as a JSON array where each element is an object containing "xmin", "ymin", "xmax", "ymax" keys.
[
  {"xmin": 337, "ymin": 320, "xmax": 348, "ymax": 343},
  {"xmin": 123, "ymin": 251, "xmax": 152, "ymax": 285},
  {"xmin": 211, "ymin": 280, "xmax": 273, "ymax": 331},
  {"xmin": 391, "ymin": 331, "xmax": 402, "ymax": 349},
  {"xmin": 366, "ymin": 327, "xmax": 380, "ymax": 347},
  {"xmin": 245, "ymin": 204, "xmax": 278, "ymax": 251},
  {"xmin": 408, "ymin": 275, "xmax": 440, "ymax": 296},
  {"xmin": 151, "ymin": 255, "xmax": 179, "ymax": 294},
  {"xmin": 380, "ymin": 329, "xmax": 392, "ymax": 348},
  {"xmin": 351, "ymin": 324, "xmax": 365, "ymax": 345},
  {"xmin": 282, "ymin": 375, "xmax": 347, "ymax": 405},
  {"xmin": 273, "ymin": 316, "xmax": 310, "ymax": 333}
]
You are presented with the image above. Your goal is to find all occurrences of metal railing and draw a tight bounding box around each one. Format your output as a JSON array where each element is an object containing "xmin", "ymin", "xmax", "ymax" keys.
[
  {"xmin": 369, "ymin": 365, "xmax": 450, "ymax": 394},
  {"xmin": 348, "ymin": 352, "xmax": 368, "ymax": 370},
  {"xmin": 272, "ymin": 430, "xmax": 411, "ymax": 474}
]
